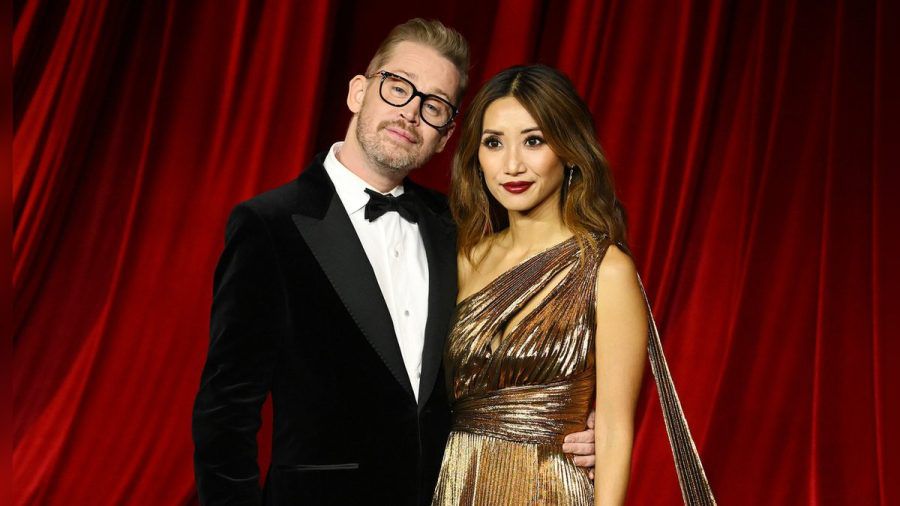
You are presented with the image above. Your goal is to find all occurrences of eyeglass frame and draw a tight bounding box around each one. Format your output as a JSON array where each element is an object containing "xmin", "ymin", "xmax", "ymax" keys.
[{"xmin": 365, "ymin": 70, "xmax": 460, "ymax": 130}]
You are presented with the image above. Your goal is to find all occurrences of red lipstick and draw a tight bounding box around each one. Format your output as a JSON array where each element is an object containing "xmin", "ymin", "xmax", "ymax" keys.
[{"xmin": 502, "ymin": 181, "xmax": 533, "ymax": 194}]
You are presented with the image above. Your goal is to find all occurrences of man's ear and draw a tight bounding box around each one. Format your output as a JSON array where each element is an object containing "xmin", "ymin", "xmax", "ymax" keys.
[
  {"xmin": 346, "ymin": 75, "xmax": 368, "ymax": 114},
  {"xmin": 434, "ymin": 121, "xmax": 457, "ymax": 153}
]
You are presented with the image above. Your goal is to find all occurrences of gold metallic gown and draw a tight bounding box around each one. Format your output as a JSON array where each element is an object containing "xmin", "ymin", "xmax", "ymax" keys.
[{"xmin": 431, "ymin": 237, "xmax": 716, "ymax": 506}]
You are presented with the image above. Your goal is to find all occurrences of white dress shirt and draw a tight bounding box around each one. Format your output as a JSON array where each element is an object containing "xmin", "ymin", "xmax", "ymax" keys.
[{"xmin": 323, "ymin": 142, "xmax": 430, "ymax": 400}]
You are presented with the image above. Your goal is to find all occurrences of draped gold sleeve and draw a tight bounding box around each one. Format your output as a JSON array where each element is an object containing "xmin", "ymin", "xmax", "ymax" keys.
[{"xmin": 639, "ymin": 275, "xmax": 716, "ymax": 505}]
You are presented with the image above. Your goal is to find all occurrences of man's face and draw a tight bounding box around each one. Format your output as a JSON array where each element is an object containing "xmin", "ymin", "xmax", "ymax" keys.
[{"xmin": 349, "ymin": 41, "xmax": 460, "ymax": 177}]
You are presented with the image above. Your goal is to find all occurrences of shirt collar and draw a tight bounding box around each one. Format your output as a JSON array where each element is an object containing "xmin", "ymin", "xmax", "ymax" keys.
[{"xmin": 323, "ymin": 142, "xmax": 405, "ymax": 216}]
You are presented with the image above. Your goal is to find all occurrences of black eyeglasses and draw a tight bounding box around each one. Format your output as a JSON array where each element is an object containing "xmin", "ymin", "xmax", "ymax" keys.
[{"xmin": 366, "ymin": 70, "xmax": 459, "ymax": 129}]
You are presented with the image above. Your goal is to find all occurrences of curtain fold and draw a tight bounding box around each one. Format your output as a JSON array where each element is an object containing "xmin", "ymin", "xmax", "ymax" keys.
[{"xmin": 12, "ymin": 1, "xmax": 898, "ymax": 504}]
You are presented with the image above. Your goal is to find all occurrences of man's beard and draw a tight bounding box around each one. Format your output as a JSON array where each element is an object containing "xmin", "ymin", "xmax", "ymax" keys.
[{"xmin": 356, "ymin": 109, "xmax": 432, "ymax": 176}]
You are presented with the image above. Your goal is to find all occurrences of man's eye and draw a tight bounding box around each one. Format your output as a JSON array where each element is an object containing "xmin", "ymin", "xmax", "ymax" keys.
[{"xmin": 391, "ymin": 86, "xmax": 409, "ymax": 96}]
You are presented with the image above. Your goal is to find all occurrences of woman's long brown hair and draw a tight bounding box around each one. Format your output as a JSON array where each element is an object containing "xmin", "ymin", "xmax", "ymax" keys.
[{"xmin": 450, "ymin": 64, "xmax": 628, "ymax": 262}]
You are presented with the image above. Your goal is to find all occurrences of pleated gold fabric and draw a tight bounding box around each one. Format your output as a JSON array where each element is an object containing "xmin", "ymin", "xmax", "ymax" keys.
[
  {"xmin": 431, "ymin": 236, "xmax": 717, "ymax": 505},
  {"xmin": 432, "ymin": 237, "xmax": 596, "ymax": 505}
]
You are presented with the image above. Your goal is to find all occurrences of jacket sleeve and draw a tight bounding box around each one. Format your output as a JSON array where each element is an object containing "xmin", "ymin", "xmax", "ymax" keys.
[{"xmin": 192, "ymin": 204, "xmax": 284, "ymax": 505}]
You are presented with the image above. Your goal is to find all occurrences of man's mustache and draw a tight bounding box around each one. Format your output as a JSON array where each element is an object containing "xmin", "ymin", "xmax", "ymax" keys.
[{"xmin": 379, "ymin": 120, "xmax": 421, "ymax": 144}]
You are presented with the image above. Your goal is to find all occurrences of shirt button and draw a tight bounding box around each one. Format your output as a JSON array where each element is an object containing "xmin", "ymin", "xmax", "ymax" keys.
[
  {"xmin": 393, "ymin": 250, "xmax": 400, "ymax": 258},
  {"xmin": 404, "ymin": 310, "xmax": 410, "ymax": 316}
]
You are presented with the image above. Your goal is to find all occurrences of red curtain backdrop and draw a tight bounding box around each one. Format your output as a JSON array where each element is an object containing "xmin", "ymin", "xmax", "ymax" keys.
[{"xmin": 12, "ymin": 0, "xmax": 900, "ymax": 504}]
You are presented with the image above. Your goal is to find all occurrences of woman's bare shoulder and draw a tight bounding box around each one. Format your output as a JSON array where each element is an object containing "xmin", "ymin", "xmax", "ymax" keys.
[
  {"xmin": 457, "ymin": 234, "xmax": 507, "ymax": 300},
  {"xmin": 597, "ymin": 243, "xmax": 638, "ymax": 282},
  {"xmin": 458, "ymin": 235, "xmax": 503, "ymax": 273}
]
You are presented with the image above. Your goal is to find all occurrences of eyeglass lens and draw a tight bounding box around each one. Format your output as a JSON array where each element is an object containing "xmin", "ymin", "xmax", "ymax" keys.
[{"xmin": 379, "ymin": 74, "xmax": 453, "ymax": 127}]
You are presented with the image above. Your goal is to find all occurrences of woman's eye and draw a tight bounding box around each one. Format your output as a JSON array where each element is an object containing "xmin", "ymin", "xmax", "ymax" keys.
[
  {"xmin": 482, "ymin": 136, "xmax": 502, "ymax": 149},
  {"xmin": 524, "ymin": 135, "xmax": 545, "ymax": 147}
]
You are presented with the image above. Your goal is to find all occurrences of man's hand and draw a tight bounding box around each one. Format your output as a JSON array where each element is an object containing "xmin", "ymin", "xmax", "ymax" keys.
[{"xmin": 562, "ymin": 410, "xmax": 596, "ymax": 479}]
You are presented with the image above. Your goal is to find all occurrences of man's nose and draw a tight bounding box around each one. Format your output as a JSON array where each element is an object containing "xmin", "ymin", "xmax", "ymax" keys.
[{"xmin": 399, "ymin": 96, "xmax": 421, "ymax": 124}]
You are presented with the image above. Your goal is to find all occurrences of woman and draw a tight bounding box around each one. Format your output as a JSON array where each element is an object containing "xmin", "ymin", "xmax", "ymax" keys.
[{"xmin": 431, "ymin": 65, "xmax": 715, "ymax": 505}]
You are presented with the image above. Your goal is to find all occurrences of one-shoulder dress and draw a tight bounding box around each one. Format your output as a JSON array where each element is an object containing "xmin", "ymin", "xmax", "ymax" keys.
[{"xmin": 431, "ymin": 237, "xmax": 716, "ymax": 506}]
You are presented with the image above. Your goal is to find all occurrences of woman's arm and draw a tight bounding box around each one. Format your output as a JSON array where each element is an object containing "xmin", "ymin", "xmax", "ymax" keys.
[{"xmin": 593, "ymin": 245, "xmax": 648, "ymax": 505}]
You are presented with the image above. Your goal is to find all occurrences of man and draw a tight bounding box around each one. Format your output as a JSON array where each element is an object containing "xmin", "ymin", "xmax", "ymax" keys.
[{"xmin": 192, "ymin": 19, "xmax": 594, "ymax": 505}]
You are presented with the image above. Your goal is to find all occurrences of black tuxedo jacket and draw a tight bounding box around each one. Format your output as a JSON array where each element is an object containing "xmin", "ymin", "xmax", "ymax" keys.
[{"xmin": 192, "ymin": 153, "xmax": 457, "ymax": 505}]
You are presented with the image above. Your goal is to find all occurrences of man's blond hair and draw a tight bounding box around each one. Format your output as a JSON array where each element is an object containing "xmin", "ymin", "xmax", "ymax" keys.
[{"xmin": 366, "ymin": 18, "xmax": 470, "ymax": 102}]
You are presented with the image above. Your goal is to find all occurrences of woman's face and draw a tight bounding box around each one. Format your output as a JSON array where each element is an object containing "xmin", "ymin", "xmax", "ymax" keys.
[{"xmin": 478, "ymin": 96, "xmax": 565, "ymax": 217}]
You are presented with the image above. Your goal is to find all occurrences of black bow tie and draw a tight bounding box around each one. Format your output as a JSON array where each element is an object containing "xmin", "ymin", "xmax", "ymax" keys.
[{"xmin": 364, "ymin": 189, "xmax": 419, "ymax": 223}]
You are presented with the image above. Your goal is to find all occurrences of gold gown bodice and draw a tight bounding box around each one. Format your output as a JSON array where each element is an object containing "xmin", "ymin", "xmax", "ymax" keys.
[
  {"xmin": 432, "ymin": 237, "xmax": 598, "ymax": 505},
  {"xmin": 431, "ymin": 236, "xmax": 717, "ymax": 506}
]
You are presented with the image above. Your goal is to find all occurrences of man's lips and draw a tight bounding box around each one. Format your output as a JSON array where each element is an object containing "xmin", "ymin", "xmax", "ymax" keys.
[
  {"xmin": 501, "ymin": 181, "xmax": 533, "ymax": 194},
  {"xmin": 384, "ymin": 126, "xmax": 418, "ymax": 144}
]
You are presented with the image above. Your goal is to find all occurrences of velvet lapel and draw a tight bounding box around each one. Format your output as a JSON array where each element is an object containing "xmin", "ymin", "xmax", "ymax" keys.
[
  {"xmin": 405, "ymin": 182, "xmax": 457, "ymax": 411},
  {"xmin": 291, "ymin": 160, "xmax": 415, "ymax": 400}
]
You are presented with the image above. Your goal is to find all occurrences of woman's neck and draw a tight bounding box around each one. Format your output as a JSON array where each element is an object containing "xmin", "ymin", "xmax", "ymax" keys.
[{"xmin": 501, "ymin": 209, "xmax": 572, "ymax": 254}]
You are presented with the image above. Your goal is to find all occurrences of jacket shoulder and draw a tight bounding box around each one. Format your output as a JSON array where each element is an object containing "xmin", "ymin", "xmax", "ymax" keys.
[
  {"xmin": 239, "ymin": 179, "xmax": 303, "ymax": 217},
  {"xmin": 236, "ymin": 152, "xmax": 331, "ymax": 220}
]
